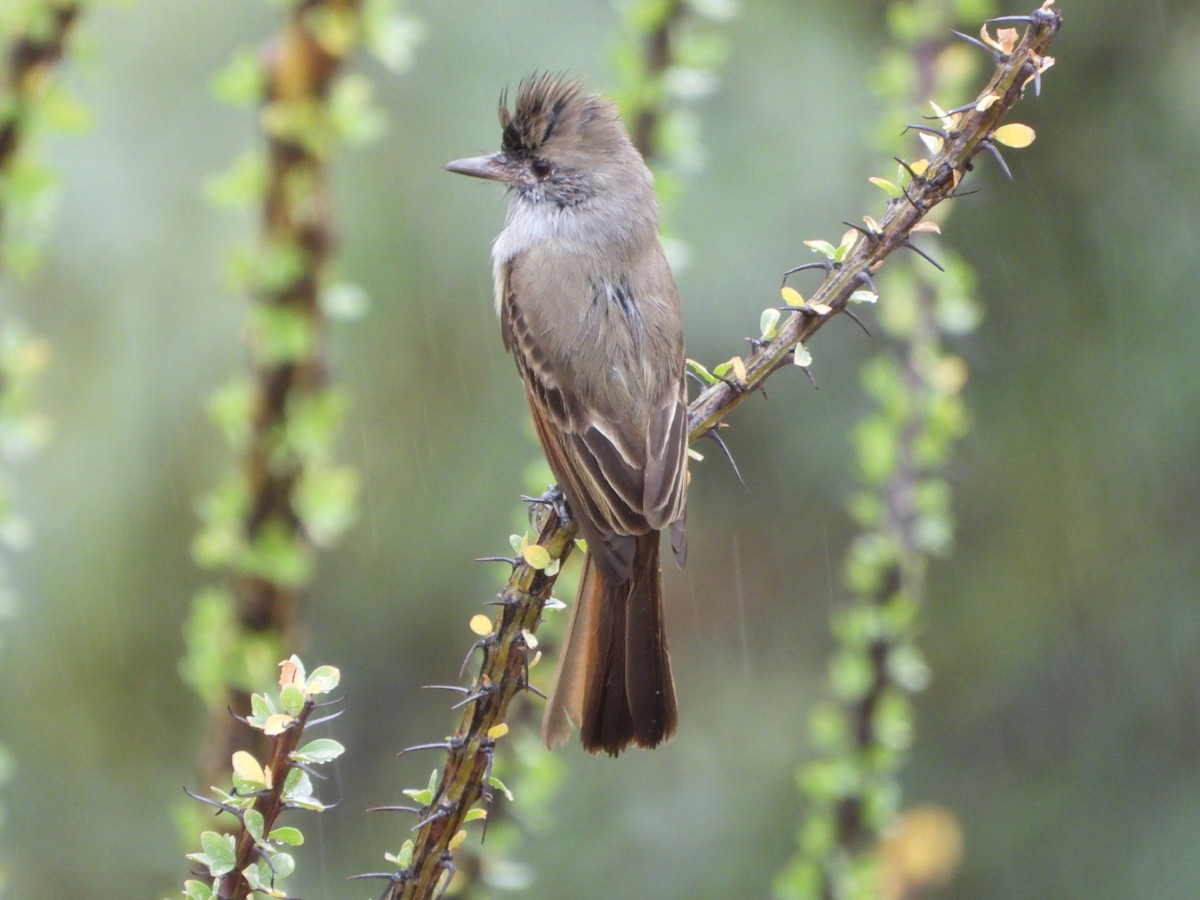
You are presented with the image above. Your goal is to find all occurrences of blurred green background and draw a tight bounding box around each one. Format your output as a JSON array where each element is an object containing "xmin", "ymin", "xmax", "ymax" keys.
[{"xmin": 2, "ymin": 0, "xmax": 1198, "ymax": 897}]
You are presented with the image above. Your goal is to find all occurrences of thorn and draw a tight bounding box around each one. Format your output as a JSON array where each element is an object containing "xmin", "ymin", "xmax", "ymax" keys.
[
  {"xmin": 901, "ymin": 239, "xmax": 945, "ymax": 272},
  {"xmin": 854, "ymin": 270, "xmax": 878, "ymax": 295},
  {"xmin": 306, "ymin": 710, "xmax": 345, "ymax": 728},
  {"xmin": 986, "ymin": 14, "xmax": 1034, "ymax": 25},
  {"xmin": 796, "ymin": 359, "xmax": 818, "ymax": 389},
  {"xmin": 950, "ymin": 29, "xmax": 1002, "ymax": 60},
  {"xmin": 745, "ymin": 337, "xmax": 769, "ymax": 353},
  {"xmin": 944, "ymin": 186, "xmax": 981, "ymax": 201},
  {"xmin": 900, "ymin": 185, "xmax": 925, "ymax": 213},
  {"xmin": 413, "ymin": 803, "xmax": 451, "ymax": 831},
  {"xmin": 522, "ymin": 681, "xmax": 548, "ymax": 700},
  {"xmin": 397, "ymin": 741, "xmax": 454, "ymax": 757},
  {"xmin": 840, "ymin": 220, "xmax": 877, "ymax": 240},
  {"xmin": 182, "ymin": 787, "xmax": 239, "ymax": 816},
  {"xmin": 902, "ymin": 123, "xmax": 949, "ymax": 140},
  {"xmin": 777, "ymin": 304, "xmax": 820, "ymax": 317},
  {"xmin": 711, "ymin": 372, "xmax": 745, "ymax": 393},
  {"xmin": 842, "ymin": 307, "xmax": 872, "ymax": 338},
  {"xmin": 451, "ymin": 683, "xmax": 495, "ymax": 710},
  {"xmin": 292, "ymin": 761, "xmax": 331, "ymax": 781},
  {"xmin": 981, "ymin": 141, "xmax": 1013, "ymax": 179},
  {"xmin": 893, "ymin": 157, "xmax": 920, "ymax": 181},
  {"xmin": 312, "ymin": 695, "xmax": 347, "ymax": 709},
  {"xmin": 686, "ymin": 370, "xmax": 707, "ymax": 387},
  {"xmin": 422, "ymin": 684, "xmax": 470, "ymax": 695},
  {"xmin": 366, "ymin": 804, "xmax": 424, "ymax": 814},
  {"xmin": 924, "ymin": 102, "xmax": 975, "ymax": 119},
  {"xmin": 228, "ymin": 706, "xmax": 250, "ymax": 726},
  {"xmin": 475, "ymin": 555, "xmax": 520, "ymax": 569},
  {"xmin": 781, "ymin": 260, "xmax": 834, "ymax": 287},
  {"xmin": 459, "ymin": 641, "xmax": 487, "ymax": 679},
  {"xmin": 347, "ymin": 871, "xmax": 405, "ymax": 882},
  {"xmin": 433, "ymin": 855, "xmax": 458, "ymax": 900},
  {"xmin": 702, "ymin": 427, "xmax": 745, "ymax": 488}
]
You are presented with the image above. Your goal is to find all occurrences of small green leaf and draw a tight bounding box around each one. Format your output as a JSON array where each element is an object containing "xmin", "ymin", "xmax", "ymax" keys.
[
  {"xmin": 803, "ymin": 239, "xmax": 837, "ymax": 259},
  {"xmin": 849, "ymin": 290, "xmax": 878, "ymax": 304},
  {"xmin": 388, "ymin": 839, "xmax": 415, "ymax": 868},
  {"xmin": 403, "ymin": 787, "xmax": 434, "ymax": 805},
  {"xmin": 240, "ymin": 860, "xmax": 265, "ymax": 891},
  {"xmin": 295, "ymin": 464, "xmax": 360, "ymax": 546},
  {"xmin": 268, "ymin": 851, "xmax": 296, "ymax": 880},
  {"xmin": 211, "ymin": 49, "xmax": 266, "ymax": 107},
  {"xmin": 304, "ymin": 664, "xmax": 340, "ymax": 695},
  {"xmin": 363, "ymin": 7, "xmax": 425, "ymax": 72},
  {"xmin": 685, "ymin": 358, "xmax": 717, "ymax": 384},
  {"xmin": 183, "ymin": 879, "xmax": 216, "ymax": 900},
  {"xmin": 243, "ymin": 808, "xmax": 265, "ymax": 842},
  {"xmin": 269, "ymin": 826, "xmax": 305, "ymax": 846},
  {"xmin": 41, "ymin": 86, "xmax": 93, "ymax": 133},
  {"xmin": 488, "ymin": 775, "xmax": 514, "ymax": 801},
  {"xmin": 279, "ymin": 682, "xmax": 306, "ymax": 716},
  {"xmin": 192, "ymin": 831, "xmax": 236, "ymax": 877},
  {"xmin": 759, "ymin": 308, "xmax": 781, "ymax": 340},
  {"xmin": 204, "ymin": 151, "xmax": 265, "ymax": 210},
  {"xmin": 522, "ymin": 544, "xmax": 551, "ymax": 570},
  {"xmin": 329, "ymin": 74, "xmax": 386, "ymax": 146},
  {"xmin": 794, "ymin": 344, "xmax": 813, "ymax": 367},
  {"xmin": 291, "ymin": 738, "xmax": 345, "ymax": 765},
  {"xmin": 868, "ymin": 176, "xmax": 902, "ymax": 198},
  {"xmin": 249, "ymin": 305, "xmax": 316, "ymax": 365}
]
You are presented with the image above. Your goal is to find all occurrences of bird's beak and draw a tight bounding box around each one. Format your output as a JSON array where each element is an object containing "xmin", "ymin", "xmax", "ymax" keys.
[{"xmin": 444, "ymin": 153, "xmax": 509, "ymax": 182}]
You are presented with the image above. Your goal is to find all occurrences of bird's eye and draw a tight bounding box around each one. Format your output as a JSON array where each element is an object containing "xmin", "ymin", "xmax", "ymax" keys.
[{"xmin": 531, "ymin": 158, "xmax": 553, "ymax": 179}]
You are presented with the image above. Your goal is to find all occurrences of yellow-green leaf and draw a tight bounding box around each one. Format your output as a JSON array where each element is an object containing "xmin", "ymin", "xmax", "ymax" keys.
[
  {"xmin": 263, "ymin": 713, "xmax": 294, "ymax": 736},
  {"xmin": 869, "ymin": 176, "xmax": 901, "ymax": 198},
  {"xmin": 780, "ymin": 286, "xmax": 804, "ymax": 307},
  {"xmin": 232, "ymin": 751, "xmax": 267, "ymax": 786},
  {"xmin": 730, "ymin": 356, "xmax": 747, "ymax": 384},
  {"xmin": 522, "ymin": 544, "xmax": 551, "ymax": 570},
  {"xmin": 760, "ymin": 308, "xmax": 781, "ymax": 340},
  {"xmin": 804, "ymin": 239, "xmax": 837, "ymax": 259},
  {"xmin": 993, "ymin": 123, "xmax": 1036, "ymax": 148}
]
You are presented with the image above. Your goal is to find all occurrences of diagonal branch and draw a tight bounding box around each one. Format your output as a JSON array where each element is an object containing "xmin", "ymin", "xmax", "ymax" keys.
[{"xmin": 379, "ymin": 5, "xmax": 1062, "ymax": 896}]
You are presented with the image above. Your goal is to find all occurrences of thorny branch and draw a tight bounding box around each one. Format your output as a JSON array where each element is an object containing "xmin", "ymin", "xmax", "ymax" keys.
[{"xmin": 379, "ymin": 6, "xmax": 1061, "ymax": 897}]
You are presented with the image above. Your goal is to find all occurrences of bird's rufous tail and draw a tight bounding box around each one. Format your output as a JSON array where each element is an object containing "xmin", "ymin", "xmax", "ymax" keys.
[{"xmin": 541, "ymin": 533, "xmax": 677, "ymax": 755}]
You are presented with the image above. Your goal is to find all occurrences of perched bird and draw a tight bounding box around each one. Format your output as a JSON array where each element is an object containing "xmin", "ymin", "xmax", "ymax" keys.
[{"xmin": 445, "ymin": 75, "xmax": 688, "ymax": 755}]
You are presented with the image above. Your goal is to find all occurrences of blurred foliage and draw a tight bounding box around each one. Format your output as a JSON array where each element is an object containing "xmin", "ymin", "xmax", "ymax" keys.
[
  {"xmin": 778, "ymin": 3, "xmax": 996, "ymax": 896},
  {"xmin": 0, "ymin": 1, "xmax": 1197, "ymax": 898}
]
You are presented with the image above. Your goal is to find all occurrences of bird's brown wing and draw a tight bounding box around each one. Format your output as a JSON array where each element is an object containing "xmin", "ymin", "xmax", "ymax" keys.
[{"xmin": 499, "ymin": 259, "xmax": 686, "ymax": 583}]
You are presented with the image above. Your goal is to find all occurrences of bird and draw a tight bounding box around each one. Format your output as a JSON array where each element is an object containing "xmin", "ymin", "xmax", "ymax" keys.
[{"xmin": 445, "ymin": 74, "xmax": 688, "ymax": 755}]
